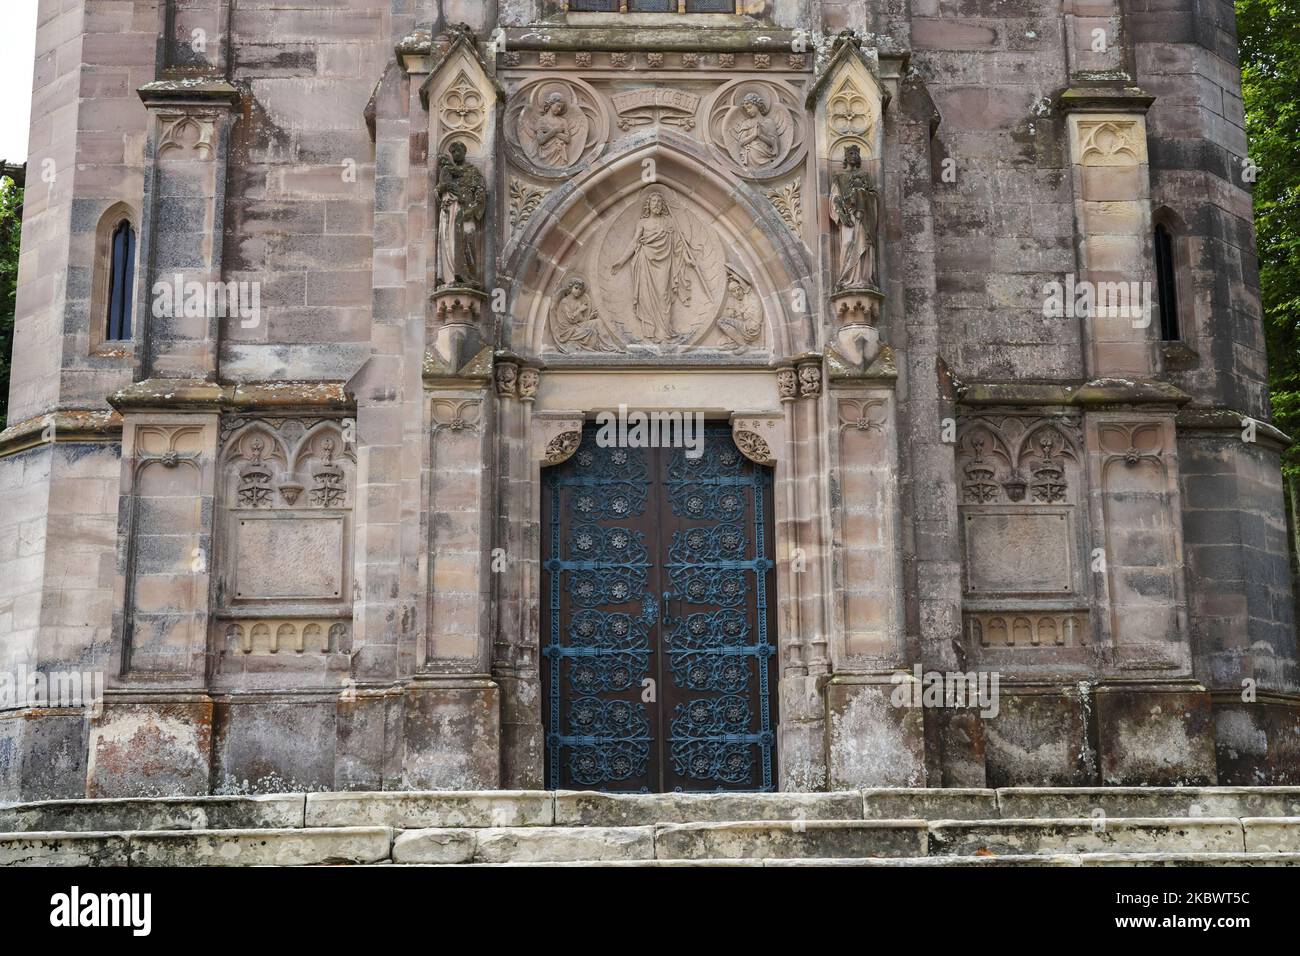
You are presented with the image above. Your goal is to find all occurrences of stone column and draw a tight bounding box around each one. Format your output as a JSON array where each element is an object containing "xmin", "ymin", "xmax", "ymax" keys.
[
  {"xmin": 90, "ymin": 385, "xmax": 224, "ymax": 796},
  {"xmin": 1078, "ymin": 386, "xmax": 1214, "ymax": 784},
  {"xmin": 808, "ymin": 34, "xmax": 928, "ymax": 788},
  {"xmin": 397, "ymin": 26, "xmax": 505, "ymax": 788},
  {"xmin": 86, "ymin": 81, "xmax": 241, "ymax": 797}
]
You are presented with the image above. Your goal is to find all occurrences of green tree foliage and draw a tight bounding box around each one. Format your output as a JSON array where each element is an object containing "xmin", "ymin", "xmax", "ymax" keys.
[
  {"xmin": 0, "ymin": 173, "xmax": 21, "ymax": 430},
  {"xmin": 1238, "ymin": 0, "xmax": 1300, "ymax": 476}
]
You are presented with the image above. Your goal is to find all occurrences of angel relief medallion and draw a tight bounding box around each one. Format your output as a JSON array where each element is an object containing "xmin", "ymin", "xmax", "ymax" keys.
[
  {"xmin": 707, "ymin": 81, "xmax": 803, "ymax": 179},
  {"xmin": 506, "ymin": 78, "xmax": 606, "ymax": 175},
  {"xmin": 547, "ymin": 186, "xmax": 767, "ymax": 354}
]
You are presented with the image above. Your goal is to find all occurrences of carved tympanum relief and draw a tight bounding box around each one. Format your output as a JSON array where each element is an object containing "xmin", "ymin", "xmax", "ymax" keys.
[
  {"xmin": 506, "ymin": 78, "xmax": 607, "ymax": 175},
  {"xmin": 706, "ymin": 81, "xmax": 803, "ymax": 179},
  {"xmin": 545, "ymin": 185, "xmax": 768, "ymax": 354}
]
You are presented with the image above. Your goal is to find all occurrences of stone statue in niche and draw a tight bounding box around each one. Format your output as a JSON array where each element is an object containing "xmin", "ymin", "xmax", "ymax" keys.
[
  {"xmin": 728, "ymin": 91, "xmax": 791, "ymax": 169},
  {"xmin": 716, "ymin": 268, "xmax": 763, "ymax": 352},
  {"xmin": 599, "ymin": 186, "xmax": 725, "ymax": 346},
  {"xmin": 435, "ymin": 141, "xmax": 487, "ymax": 288},
  {"xmin": 830, "ymin": 145, "xmax": 879, "ymax": 291},
  {"xmin": 550, "ymin": 276, "xmax": 620, "ymax": 353}
]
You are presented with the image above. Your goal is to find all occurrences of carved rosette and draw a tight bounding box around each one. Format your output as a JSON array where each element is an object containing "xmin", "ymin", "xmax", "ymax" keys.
[{"xmin": 733, "ymin": 430, "xmax": 775, "ymax": 466}]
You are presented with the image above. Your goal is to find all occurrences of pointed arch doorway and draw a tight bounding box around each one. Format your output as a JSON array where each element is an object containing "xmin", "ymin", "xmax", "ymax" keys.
[{"xmin": 540, "ymin": 421, "xmax": 778, "ymax": 792}]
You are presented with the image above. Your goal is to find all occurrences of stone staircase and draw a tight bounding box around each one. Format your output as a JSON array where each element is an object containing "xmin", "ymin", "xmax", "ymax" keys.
[{"xmin": 4, "ymin": 788, "xmax": 1300, "ymax": 866}]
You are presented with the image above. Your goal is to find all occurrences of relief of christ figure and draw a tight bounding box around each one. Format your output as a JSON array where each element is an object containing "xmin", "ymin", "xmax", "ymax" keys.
[{"xmin": 609, "ymin": 190, "xmax": 710, "ymax": 343}]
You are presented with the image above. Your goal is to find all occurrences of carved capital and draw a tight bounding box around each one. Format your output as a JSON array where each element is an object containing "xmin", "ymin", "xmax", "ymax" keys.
[
  {"xmin": 798, "ymin": 361, "xmax": 823, "ymax": 398},
  {"xmin": 777, "ymin": 367, "xmax": 798, "ymax": 401},
  {"xmin": 517, "ymin": 367, "xmax": 540, "ymax": 402},
  {"xmin": 495, "ymin": 361, "xmax": 519, "ymax": 398}
]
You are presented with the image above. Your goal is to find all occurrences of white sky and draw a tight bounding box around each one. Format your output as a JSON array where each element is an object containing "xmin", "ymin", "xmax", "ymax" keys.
[{"xmin": 0, "ymin": 0, "xmax": 38, "ymax": 164}]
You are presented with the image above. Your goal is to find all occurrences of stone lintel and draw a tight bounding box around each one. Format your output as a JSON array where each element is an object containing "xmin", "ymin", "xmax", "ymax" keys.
[
  {"xmin": 1054, "ymin": 85, "xmax": 1155, "ymax": 114},
  {"xmin": 138, "ymin": 79, "xmax": 242, "ymax": 111},
  {"xmin": 0, "ymin": 408, "xmax": 123, "ymax": 458},
  {"xmin": 504, "ymin": 26, "xmax": 818, "ymax": 54},
  {"xmin": 957, "ymin": 378, "xmax": 1190, "ymax": 408},
  {"xmin": 108, "ymin": 379, "xmax": 354, "ymax": 414}
]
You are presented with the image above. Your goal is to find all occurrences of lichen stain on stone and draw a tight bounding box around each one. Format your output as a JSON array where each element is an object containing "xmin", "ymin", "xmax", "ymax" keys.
[{"xmin": 829, "ymin": 692, "xmax": 922, "ymax": 787}]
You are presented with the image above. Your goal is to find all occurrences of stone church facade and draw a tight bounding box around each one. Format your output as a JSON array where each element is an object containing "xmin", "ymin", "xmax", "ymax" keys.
[{"xmin": 0, "ymin": 0, "xmax": 1295, "ymax": 802}]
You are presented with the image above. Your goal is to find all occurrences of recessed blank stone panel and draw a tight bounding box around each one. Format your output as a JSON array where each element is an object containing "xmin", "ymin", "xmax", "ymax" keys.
[
  {"xmin": 962, "ymin": 511, "xmax": 1073, "ymax": 595},
  {"xmin": 234, "ymin": 516, "xmax": 344, "ymax": 600}
]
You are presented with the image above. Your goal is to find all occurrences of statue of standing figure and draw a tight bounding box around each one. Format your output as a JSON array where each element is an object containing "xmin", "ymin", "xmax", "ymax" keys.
[
  {"xmin": 830, "ymin": 144, "xmax": 879, "ymax": 291},
  {"xmin": 435, "ymin": 141, "xmax": 487, "ymax": 288}
]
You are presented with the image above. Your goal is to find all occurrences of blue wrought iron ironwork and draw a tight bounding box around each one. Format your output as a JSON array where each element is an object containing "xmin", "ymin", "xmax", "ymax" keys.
[
  {"xmin": 544, "ymin": 433, "xmax": 654, "ymax": 790},
  {"xmin": 544, "ymin": 424, "xmax": 775, "ymax": 792},
  {"xmin": 664, "ymin": 426, "xmax": 776, "ymax": 791}
]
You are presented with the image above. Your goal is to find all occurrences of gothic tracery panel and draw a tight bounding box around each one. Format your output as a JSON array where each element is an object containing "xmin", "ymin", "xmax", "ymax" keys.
[
  {"xmin": 212, "ymin": 418, "xmax": 355, "ymax": 675},
  {"xmin": 956, "ymin": 414, "xmax": 1090, "ymax": 651}
]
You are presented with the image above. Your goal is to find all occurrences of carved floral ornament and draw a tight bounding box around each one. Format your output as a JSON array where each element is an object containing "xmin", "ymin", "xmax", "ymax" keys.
[
  {"xmin": 135, "ymin": 423, "xmax": 205, "ymax": 473},
  {"xmin": 544, "ymin": 185, "xmax": 768, "ymax": 354},
  {"xmin": 956, "ymin": 416, "xmax": 1082, "ymax": 505},
  {"xmin": 1098, "ymin": 421, "xmax": 1165, "ymax": 469},
  {"xmin": 220, "ymin": 418, "xmax": 355, "ymax": 510},
  {"xmin": 431, "ymin": 398, "xmax": 482, "ymax": 433},
  {"xmin": 837, "ymin": 398, "xmax": 887, "ymax": 434}
]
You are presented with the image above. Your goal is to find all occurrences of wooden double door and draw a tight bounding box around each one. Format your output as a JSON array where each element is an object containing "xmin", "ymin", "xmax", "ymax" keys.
[{"xmin": 541, "ymin": 423, "xmax": 778, "ymax": 792}]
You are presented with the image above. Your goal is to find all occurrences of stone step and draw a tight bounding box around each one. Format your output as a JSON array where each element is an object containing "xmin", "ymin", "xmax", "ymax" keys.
[
  {"xmin": 405, "ymin": 853, "xmax": 1300, "ymax": 867},
  {"xmin": 0, "ymin": 793, "xmax": 306, "ymax": 833},
  {"xmin": 0, "ymin": 827, "xmax": 392, "ymax": 867},
  {"xmin": 996, "ymin": 787, "xmax": 1300, "ymax": 820},
  {"xmin": 16, "ymin": 786, "xmax": 1300, "ymax": 834},
  {"xmin": 7, "ymin": 817, "xmax": 1300, "ymax": 865}
]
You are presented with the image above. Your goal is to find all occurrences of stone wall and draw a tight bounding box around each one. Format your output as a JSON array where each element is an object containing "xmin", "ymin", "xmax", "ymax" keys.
[{"xmin": 0, "ymin": 0, "xmax": 1294, "ymax": 800}]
